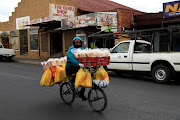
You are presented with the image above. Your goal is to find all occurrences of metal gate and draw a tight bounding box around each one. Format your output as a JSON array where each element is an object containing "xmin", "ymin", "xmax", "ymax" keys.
[{"xmin": 19, "ymin": 30, "xmax": 28, "ymax": 55}]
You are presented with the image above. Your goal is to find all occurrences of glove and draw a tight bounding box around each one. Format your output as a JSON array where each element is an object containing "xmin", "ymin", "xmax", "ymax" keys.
[{"xmin": 79, "ymin": 63, "xmax": 85, "ymax": 68}]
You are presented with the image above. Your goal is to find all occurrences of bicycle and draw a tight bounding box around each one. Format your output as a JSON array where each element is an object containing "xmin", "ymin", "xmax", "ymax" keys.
[{"xmin": 59, "ymin": 67, "xmax": 108, "ymax": 112}]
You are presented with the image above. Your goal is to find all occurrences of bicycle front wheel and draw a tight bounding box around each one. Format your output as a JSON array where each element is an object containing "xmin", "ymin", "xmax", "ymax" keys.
[
  {"xmin": 88, "ymin": 87, "xmax": 107, "ymax": 112},
  {"xmin": 60, "ymin": 82, "xmax": 75, "ymax": 104}
]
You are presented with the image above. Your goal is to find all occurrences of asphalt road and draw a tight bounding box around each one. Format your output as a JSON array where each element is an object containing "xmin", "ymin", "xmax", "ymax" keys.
[{"xmin": 0, "ymin": 61, "xmax": 180, "ymax": 120}]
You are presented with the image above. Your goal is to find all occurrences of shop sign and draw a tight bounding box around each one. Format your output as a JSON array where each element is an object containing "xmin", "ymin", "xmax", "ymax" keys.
[
  {"xmin": 0, "ymin": 31, "xmax": 10, "ymax": 37},
  {"xmin": 30, "ymin": 28, "xmax": 38, "ymax": 35},
  {"xmin": 16, "ymin": 16, "xmax": 30, "ymax": 29},
  {"xmin": 96, "ymin": 12, "xmax": 117, "ymax": 27},
  {"xmin": 11, "ymin": 30, "xmax": 18, "ymax": 37},
  {"xmin": 163, "ymin": 1, "xmax": 180, "ymax": 18},
  {"xmin": 49, "ymin": 3, "xmax": 75, "ymax": 21},
  {"xmin": 30, "ymin": 17, "xmax": 50, "ymax": 25}
]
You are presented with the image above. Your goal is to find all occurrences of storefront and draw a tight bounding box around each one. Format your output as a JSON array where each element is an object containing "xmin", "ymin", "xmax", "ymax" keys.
[
  {"xmin": 132, "ymin": 1, "xmax": 180, "ymax": 52},
  {"xmin": 0, "ymin": 0, "xmax": 77, "ymax": 58},
  {"xmin": 0, "ymin": 31, "xmax": 10, "ymax": 48},
  {"xmin": 0, "ymin": 0, "xmax": 143, "ymax": 58}
]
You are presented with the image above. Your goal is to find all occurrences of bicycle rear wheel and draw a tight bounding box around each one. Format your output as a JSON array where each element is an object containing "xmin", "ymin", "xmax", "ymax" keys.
[
  {"xmin": 88, "ymin": 87, "xmax": 107, "ymax": 112},
  {"xmin": 60, "ymin": 82, "xmax": 75, "ymax": 104}
]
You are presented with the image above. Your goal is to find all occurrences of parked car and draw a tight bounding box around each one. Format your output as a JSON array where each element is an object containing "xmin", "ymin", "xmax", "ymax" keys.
[
  {"xmin": 107, "ymin": 40, "xmax": 180, "ymax": 83},
  {"xmin": 0, "ymin": 43, "xmax": 16, "ymax": 61}
]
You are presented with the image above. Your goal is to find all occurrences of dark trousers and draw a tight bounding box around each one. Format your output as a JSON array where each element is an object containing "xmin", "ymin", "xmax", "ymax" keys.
[{"xmin": 66, "ymin": 65, "xmax": 85, "ymax": 97}]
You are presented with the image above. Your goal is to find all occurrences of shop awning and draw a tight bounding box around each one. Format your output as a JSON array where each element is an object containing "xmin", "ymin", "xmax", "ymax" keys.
[{"xmin": 26, "ymin": 20, "xmax": 61, "ymax": 27}]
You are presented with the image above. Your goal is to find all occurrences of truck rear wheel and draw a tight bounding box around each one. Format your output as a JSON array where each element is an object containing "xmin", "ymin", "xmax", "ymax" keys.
[{"xmin": 152, "ymin": 64, "xmax": 171, "ymax": 84}]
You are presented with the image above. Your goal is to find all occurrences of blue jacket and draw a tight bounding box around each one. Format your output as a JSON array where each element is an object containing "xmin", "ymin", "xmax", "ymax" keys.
[{"xmin": 66, "ymin": 37, "xmax": 83, "ymax": 68}]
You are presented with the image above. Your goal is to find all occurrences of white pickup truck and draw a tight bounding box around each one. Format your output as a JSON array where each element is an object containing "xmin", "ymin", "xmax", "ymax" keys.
[
  {"xmin": 107, "ymin": 40, "xmax": 180, "ymax": 83},
  {"xmin": 0, "ymin": 43, "xmax": 15, "ymax": 61}
]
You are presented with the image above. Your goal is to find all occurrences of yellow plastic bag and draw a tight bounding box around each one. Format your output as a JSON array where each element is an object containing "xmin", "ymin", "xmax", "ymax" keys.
[
  {"xmin": 94, "ymin": 66, "xmax": 109, "ymax": 82},
  {"xmin": 54, "ymin": 66, "xmax": 67, "ymax": 83},
  {"xmin": 75, "ymin": 68, "xmax": 92, "ymax": 88},
  {"xmin": 40, "ymin": 68, "xmax": 54, "ymax": 86},
  {"xmin": 61, "ymin": 64, "xmax": 66, "ymax": 69}
]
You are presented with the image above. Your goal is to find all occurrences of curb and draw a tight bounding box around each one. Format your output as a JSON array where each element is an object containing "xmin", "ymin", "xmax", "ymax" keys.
[{"xmin": 15, "ymin": 60, "xmax": 41, "ymax": 65}]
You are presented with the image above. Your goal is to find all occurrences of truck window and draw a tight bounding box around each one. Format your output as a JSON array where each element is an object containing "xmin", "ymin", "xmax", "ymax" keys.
[
  {"xmin": 134, "ymin": 42, "xmax": 151, "ymax": 53},
  {"xmin": 0, "ymin": 44, "xmax": 2, "ymax": 48},
  {"xmin": 153, "ymin": 31, "xmax": 169, "ymax": 52},
  {"xmin": 112, "ymin": 42, "xmax": 130, "ymax": 53},
  {"xmin": 172, "ymin": 32, "xmax": 180, "ymax": 52}
]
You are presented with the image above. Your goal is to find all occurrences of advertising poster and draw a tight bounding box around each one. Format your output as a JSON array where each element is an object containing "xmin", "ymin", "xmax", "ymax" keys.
[
  {"xmin": 49, "ymin": 3, "xmax": 75, "ymax": 21},
  {"xmin": 86, "ymin": 13, "xmax": 96, "ymax": 26},
  {"xmin": 16, "ymin": 16, "xmax": 30, "ymax": 30},
  {"xmin": 76, "ymin": 13, "xmax": 96, "ymax": 28},
  {"xmin": 11, "ymin": 31, "xmax": 18, "ymax": 50},
  {"xmin": 96, "ymin": 12, "xmax": 117, "ymax": 27},
  {"xmin": 67, "ymin": 17, "xmax": 76, "ymax": 29},
  {"xmin": 76, "ymin": 15, "xmax": 88, "ymax": 28}
]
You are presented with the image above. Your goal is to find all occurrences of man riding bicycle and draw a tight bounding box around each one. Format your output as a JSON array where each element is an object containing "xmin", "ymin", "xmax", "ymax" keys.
[{"xmin": 65, "ymin": 37, "xmax": 87, "ymax": 101}]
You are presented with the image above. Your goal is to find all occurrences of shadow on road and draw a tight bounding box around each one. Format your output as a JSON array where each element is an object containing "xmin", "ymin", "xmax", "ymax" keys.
[
  {"xmin": 31, "ymin": 99, "xmax": 108, "ymax": 119},
  {"xmin": 108, "ymin": 71, "xmax": 180, "ymax": 86},
  {"xmin": 0, "ymin": 58, "xmax": 15, "ymax": 62}
]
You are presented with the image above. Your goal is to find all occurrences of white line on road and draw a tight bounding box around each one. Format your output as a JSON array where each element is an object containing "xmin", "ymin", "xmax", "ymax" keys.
[{"xmin": 0, "ymin": 72, "xmax": 37, "ymax": 80}]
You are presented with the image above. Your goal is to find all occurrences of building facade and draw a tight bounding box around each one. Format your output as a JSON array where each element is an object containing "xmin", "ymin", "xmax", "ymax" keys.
[{"xmin": 0, "ymin": 0, "xmax": 143, "ymax": 59}]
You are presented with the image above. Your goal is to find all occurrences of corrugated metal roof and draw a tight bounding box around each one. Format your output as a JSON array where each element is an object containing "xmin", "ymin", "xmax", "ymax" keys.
[{"xmin": 72, "ymin": 0, "xmax": 141, "ymax": 12}]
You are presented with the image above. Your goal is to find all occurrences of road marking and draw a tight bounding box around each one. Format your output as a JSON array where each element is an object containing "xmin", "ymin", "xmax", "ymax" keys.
[{"xmin": 0, "ymin": 72, "xmax": 37, "ymax": 80}]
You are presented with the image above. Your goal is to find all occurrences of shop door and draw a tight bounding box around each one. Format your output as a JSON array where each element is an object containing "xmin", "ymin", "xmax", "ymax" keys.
[
  {"xmin": 50, "ymin": 32, "xmax": 62, "ymax": 57},
  {"xmin": 20, "ymin": 30, "xmax": 28, "ymax": 55},
  {"xmin": 2, "ymin": 37, "xmax": 9, "ymax": 44}
]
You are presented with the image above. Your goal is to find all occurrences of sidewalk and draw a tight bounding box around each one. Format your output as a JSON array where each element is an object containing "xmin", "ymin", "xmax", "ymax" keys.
[{"xmin": 13, "ymin": 57, "xmax": 48, "ymax": 65}]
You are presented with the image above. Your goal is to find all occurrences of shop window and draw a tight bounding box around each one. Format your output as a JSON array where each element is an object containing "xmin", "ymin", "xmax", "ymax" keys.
[{"xmin": 30, "ymin": 28, "xmax": 38, "ymax": 50}]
